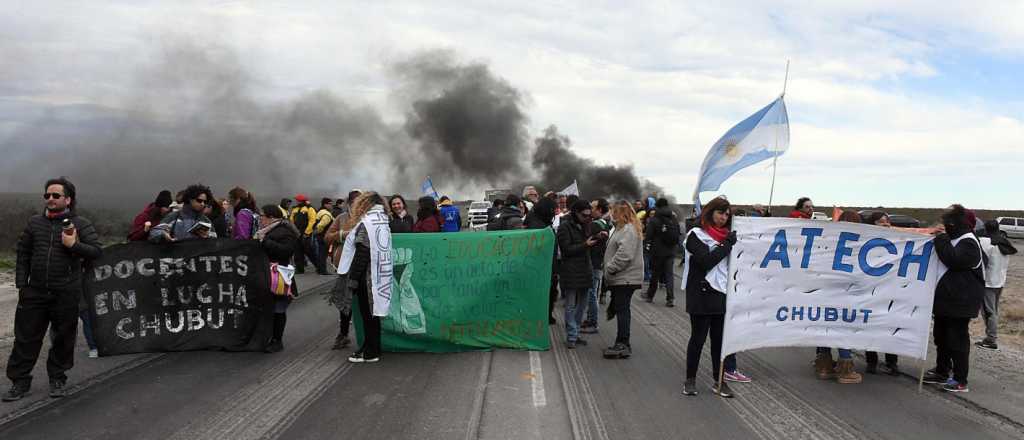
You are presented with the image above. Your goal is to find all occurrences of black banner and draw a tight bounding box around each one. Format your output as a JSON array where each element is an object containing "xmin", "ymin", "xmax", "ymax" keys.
[{"xmin": 85, "ymin": 239, "xmax": 273, "ymax": 355}]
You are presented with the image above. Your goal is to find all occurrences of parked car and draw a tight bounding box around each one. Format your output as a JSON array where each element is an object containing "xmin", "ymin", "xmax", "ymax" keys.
[
  {"xmin": 997, "ymin": 217, "xmax": 1024, "ymax": 239},
  {"xmin": 466, "ymin": 201, "xmax": 491, "ymax": 231},
  {"xmin": 811, "ymin": 211, "xmax": 830, "ymax": 220},
  {"xmin": 856, "ymin": 210, "xmax": 920, "ymax": 228}
]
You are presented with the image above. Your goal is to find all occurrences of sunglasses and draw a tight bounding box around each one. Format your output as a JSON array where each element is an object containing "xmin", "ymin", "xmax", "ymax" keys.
[
  {"xmin": 194, "ymin": 198, "xmax": 210, "ymax": 205},
  {"xmin": 43, "ymin": 193, "xmax": 64, "ymax": 200}
]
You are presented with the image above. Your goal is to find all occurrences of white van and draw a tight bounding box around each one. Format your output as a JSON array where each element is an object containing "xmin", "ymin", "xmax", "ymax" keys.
[{"xmin": 996, "ymin": 217, "xmax": 1024, "ymax": 239}]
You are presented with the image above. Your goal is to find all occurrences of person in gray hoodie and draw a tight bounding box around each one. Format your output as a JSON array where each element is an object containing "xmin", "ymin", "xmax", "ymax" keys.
[
  {"xmin": 149, "ymin": 184, "xmax": 217, "ymax": 242},
  {"xmin": 601, "ymin": 201, "xmax": 646, "ymax": 359}
]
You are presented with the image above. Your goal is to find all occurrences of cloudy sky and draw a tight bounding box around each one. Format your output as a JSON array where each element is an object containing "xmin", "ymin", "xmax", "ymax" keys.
[{"xmin": 2, "ymin": 1, "xmax": 1022, "ymax": 209}]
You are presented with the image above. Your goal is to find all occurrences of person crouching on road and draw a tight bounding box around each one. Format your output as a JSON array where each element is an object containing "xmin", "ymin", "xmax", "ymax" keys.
[
  {"xmin": 149, "ymin": 184, "xmax": 217, "ymax": 242},
  {"xmin": 557, "ymin": 200, "xmax": 596, "ymax": 349},
  {"xmin": 923, "ymin": 205, "xmax": 985, "ymax": 393},
  {"xmin": 340, "ymin": 192, "xmax": 392, "ymax": 363},
  {"xmin": 600, "ymin": 201, "xmax": 643, "ymax": 359},
  {"xmin": 681, "ymin": 196, "xmax": 738, "ymax": 398},
  {"xmin": 4, "ymin": 177, "xmax": 102, "ymax": 402},
  {"xmin": 256, "ymin": 205, "xmax": 301, "ymax": 353}
]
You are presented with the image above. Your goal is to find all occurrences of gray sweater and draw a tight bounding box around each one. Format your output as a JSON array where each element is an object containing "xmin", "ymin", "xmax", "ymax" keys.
[{"xmin": 603, "ymin": 223, "xmax": 644, "ymax": 286}]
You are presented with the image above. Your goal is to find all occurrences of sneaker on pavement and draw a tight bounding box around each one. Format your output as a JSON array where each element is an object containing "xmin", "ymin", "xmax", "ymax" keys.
[
  {"xmin": 602, "ymin": 343, "xmax": 631, "ymax": 359},
  {"xmin": 724, "ymin": 370, "xmax": 752, "ymax": 383},
  {"xmin": 49, "ymin": 380, "xmax": 67, "ymax": 398},
  {"xmin": 88, "ymin": 349, "xmax": 99, "ymax": 358},
  {"xmin": 975, "ymin": 340, "xmax": 998, "ymax": 350},
  {"xmin": 2, "ymin": 383, "xmax": 30, "ymax": 402},
  {"xmin": 711, "ymin": 382, "xmax": 735, "ymax": 398},
  {"xmin": 566, "ymin": 340, "xmax": 577, "ymax": 349},
  {"xmin": 347, "ymin": 353, "xmax": 380, "ymax": 363},
  {"xmin": 682, "ymin": 379, "xmax": 698, "ymax": 396},
  {"xmin": 942, "ymin": 379, "xmax": 969, "ymax": 393},
  {"xmin": 922, "ymin": 369, "xmax": 949, "ymax": 384}
]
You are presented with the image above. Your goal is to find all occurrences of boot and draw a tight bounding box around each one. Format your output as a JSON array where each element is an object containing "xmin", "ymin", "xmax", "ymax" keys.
[
  {"xmin": 331, "ymin": 333, "xmax": 350, "ymax": 350},
  {"xmin": 835, "ymin": 360, "xmax": 862, "ymax": 384},
  {"xmin": 814, "ymin": 352, "xmax": 837, "ymax": 380}
]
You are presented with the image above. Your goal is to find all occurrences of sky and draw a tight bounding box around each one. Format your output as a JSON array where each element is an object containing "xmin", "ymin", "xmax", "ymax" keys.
[{"xmin": 1, "ymin": 1, "xmax": 1022, "ymax": 209}]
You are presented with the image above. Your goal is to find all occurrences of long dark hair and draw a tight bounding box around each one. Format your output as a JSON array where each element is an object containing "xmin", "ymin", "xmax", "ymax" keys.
[
  {"xmin": 390, "ymin": 194, "xmax": 408, "ymax": 215},
  {"xmin": 700, "ymin": 197, "xmax": 732, "ymax": 229},
  {"xmin": 416, "ymin": 196, "xmax": 438, "ymax": 221},
  {"xmin": 794, "ymin": 197, "xmax": 811, "ymax": 211},
  {"xmin": 229, "ymin": 187, "xmax": 256, "ymax": 215}
]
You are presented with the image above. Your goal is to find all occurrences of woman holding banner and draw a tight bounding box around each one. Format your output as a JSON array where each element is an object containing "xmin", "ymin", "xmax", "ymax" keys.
[
  {"xmin": 600, "ymin": 201, "xmax": 644, "ymax": 359},
  {"xmin": 256, "ymin": 205, "xmax": 302, "ymax": 353},
  {"xmin": 340, "ymin": 192, "xmax": 392, "ymax": 364},
  {"xmin": 682, "ymin": 196, "xmax": 740, "ymax": 398}
]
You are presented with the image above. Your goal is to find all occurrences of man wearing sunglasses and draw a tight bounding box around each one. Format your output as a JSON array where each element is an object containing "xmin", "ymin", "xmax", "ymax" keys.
[
  {"xmin": 149, "ymin": 184, "xmax": 218, "ymax": 242},
  {"xmin": 4, "ymin": 177, "xmax": 102, "ymax": 402}
]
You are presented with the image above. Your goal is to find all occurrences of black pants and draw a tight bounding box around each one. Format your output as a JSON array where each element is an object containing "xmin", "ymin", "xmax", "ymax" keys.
[
  {"xmin": 685, "ymin": 314, "xmax": 736, "ymax": 380},
  {"xmin": 548, "ymin": 275, "xmax": 559, "ymax": 320},
  {"xmin": 294, "ymin": 235, "xmax": 309, "ymax": 273},
  {"xmin": 338, "ymin": 308, "xmax": 351, "ymax": 338},
  {"xmin": 6, "ymin": 287, "xmax": 79, "ymax": 386},
  {"xmin": 610, "ymin": 285, "xmax": 638, "ymax": 345},
  {"xmin": 355, "ymin": 277, "xmax": 381, "ymax": 358},
  {"xmin": 314, "ymin": 234, "xmax": 329, "ymax": 274},
  {"xmin": 646, "ymin": 255, "xmax": 675, "ymax": 301},
  {"xmin": 865, "ymin": 351, "xmax": 899, "ymax": 367},
  {"xmin": 934, "ymin": 316, "xmax": 971, "ymax": 384}
]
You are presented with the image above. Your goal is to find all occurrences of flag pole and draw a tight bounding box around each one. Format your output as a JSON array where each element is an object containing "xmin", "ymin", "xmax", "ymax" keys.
[{"xmin": 766, "ymin": 60, "xmax": 789, "ymax": 216}]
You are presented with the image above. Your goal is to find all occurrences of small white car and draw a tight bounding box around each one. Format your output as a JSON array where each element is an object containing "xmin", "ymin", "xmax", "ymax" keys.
[
  {"xmin": 996, "ymin": 217, "xmax": 1024, "ymax": 239},
  {"xmin": 811, "ymin": 211, "xmax": 830, "ymax": 220}
]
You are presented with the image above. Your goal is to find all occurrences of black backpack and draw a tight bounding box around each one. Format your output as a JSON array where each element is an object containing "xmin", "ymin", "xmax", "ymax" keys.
[
  {"xmin": 661, "ymin": 218, "xmax": 681, "ymax": 246},
  {"xmin": 292, "ymin": 207, "xmax": 310, "ymax": 233}
]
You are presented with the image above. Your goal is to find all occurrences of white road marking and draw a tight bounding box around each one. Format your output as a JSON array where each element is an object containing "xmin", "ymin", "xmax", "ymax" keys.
[{"xmin": 530, "ymin": 350, "xmax": 547, "ymax": 407}]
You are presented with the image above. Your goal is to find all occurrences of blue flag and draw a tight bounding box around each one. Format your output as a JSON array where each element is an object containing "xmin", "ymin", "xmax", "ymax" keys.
[
  {"xmin": 692, "ymin": 96, "xmax": 789, "ymax": 213},
  {"xmin": 421, "ymin": 176, "xmax": 439, "ymax": 200}
]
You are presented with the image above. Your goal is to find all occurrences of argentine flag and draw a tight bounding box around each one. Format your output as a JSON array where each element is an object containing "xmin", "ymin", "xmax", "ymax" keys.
[
  {"xmin": 421, "ymin": 176, "xmax": 439, "ymax": 200},
  {"xmin": 692, "ymin": 96, "xmax": 789, "ymax": 211}
]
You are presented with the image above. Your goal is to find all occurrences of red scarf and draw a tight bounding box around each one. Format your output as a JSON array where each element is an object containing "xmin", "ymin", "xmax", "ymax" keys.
[
  {"xmin": 789, "ymin": 210, "xmax": 810, "ymax": 219},
  {"xmin": 702, "ymin": 221, "xmax": 729, "ymax": 243}
]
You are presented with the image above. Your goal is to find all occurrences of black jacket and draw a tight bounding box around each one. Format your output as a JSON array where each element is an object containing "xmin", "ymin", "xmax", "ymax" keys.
[
  {"xmin": 645, "ymin": 207, "xmax": 679, "ymax": 258},
  {"xmin": 557, "ymin": 215, "xmax": 593, "ymax": 291},
  {"xmin": 261, "ymin": 221, "xmax": 300, "ymax": 265},
  {"xmin": 684, "ymin": 231, "xmax": 731, "ymax": 315},
  {"xmin": 390, "ymin": 214, "xmax": 414, "ymax": 234},
  {"xmin": 933, "ymin": 232, "xmax": 985, "ymax": 318},
  {"xmin": 488, "ymin": 206, "xmax": 524, "ymax": 231},
  {"xmin": 16, "ymin": 211, "xmax": 103, "ymax": 291}
]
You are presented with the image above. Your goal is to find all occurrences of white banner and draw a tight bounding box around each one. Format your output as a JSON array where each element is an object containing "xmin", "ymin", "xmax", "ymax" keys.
[{"xmin": 722, "ymin": 217, "xmax": 945, "ymax": 360}]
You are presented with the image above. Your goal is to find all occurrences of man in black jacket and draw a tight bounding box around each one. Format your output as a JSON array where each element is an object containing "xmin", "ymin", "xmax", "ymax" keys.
[
  {"xmin": 557, "ymin": 200, "xmax": 596, "ymax": 348},
  {"xmin": 643, "ymin": 198, "xmax": 680, "ymax": 307},
  {"xmin": 4, "ymin": 177, "xmax": 102, "ymax": 402}
]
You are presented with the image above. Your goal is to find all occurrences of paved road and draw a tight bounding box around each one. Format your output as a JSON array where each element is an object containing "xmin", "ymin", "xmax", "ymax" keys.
[{"xmin": 1, "ymin": 276, "xmax": 1022, "ymax": 439}]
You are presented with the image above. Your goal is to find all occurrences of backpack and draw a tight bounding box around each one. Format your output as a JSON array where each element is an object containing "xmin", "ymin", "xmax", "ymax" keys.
[
  {"xmin": 661, "ymin": 219, "xmax": 681, "ymax": 246},
  {"xmin": 292, "ymin": 207, "xmax": 310, "ymax": 233},
  {"xmin": 239, "ymin": 208, "xmax": 260, "ymax": 239}
]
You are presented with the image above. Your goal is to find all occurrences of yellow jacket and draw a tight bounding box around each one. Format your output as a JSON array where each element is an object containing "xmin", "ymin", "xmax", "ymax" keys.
[
  {"xmin": 314, "ymin": 209, "xmax": 334, "ymax": 235},
  {"xmin": 289, "ymin": 205, "xmax": 317, "ymax": 236}
]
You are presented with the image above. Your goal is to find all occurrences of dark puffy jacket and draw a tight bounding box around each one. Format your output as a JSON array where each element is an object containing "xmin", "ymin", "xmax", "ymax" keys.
[
  {"xmin": 645, "ymin": 207, "xmax": 680, "ymax": 258},
  {"xmin": 933, "ymin": 232, "xmax": 985, "ymax": 318},
  {"xmin": 556, "ymin": 215, "xmax": 592, "ymax": 291},
  {"xmin": 261, "ymin": 221, "xmax": 300, "ymax": 265},
  {"xmin": 684, "ymin": 231, "xmax": 731, "ymax": 315},
  {"xmin": 488, "ymin": 206, "xmax": 524, "ymax": 231},
  {"xmin": 390, "ymin": 214, "xmax": 414, "ymax": 234},
  {"xmin": 589, "ymin": 218, "xmax": 611, "ymax": 269},
  {"xmin": 16, "ymin": 212, "xmax": 103, "ymax": 291}
]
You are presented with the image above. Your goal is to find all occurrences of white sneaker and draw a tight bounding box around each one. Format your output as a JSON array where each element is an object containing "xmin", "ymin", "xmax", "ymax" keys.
[{"xmin": 88, "ymin": 349, "xmax": 98, "ymax": 358}]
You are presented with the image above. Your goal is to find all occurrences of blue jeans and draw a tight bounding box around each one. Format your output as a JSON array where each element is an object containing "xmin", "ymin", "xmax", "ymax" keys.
[
  {"xmin": 817, "ymin": 347, "xmax": 852, "ymax": 359},
  {"xmin": 585, "ymin": 269, "xmax": 602, "ymax": 325},
  {"xmin": 79, "ymin": 310, "xmax": 97, "ymax": 350},
  {"xmin": 564, "ymin": 288, "xmax": 587, "ymax": 342}
]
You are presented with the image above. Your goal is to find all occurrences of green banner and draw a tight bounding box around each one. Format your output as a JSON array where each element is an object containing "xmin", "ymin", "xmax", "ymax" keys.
[{"xmin": 354, "ymin": 228, "xmax": 554, "ymax": 352}]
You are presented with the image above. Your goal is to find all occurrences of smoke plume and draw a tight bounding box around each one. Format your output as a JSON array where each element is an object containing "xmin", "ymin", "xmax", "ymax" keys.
[{"xmin": 533, "ymin": 125, "xmax": 661, "ymax": 199}]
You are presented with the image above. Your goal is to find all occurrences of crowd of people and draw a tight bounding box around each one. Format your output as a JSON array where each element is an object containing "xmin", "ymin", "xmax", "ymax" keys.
[{"xmin": 3, "ymin": 177, "xmax": 1017, "ymax": 402}]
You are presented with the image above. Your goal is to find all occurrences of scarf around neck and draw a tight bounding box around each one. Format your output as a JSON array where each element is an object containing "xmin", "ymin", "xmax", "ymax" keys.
[
  {"xmin": 702, "ymin": 222, "xmax": 729, "ymax": 243},
  {"xmin": 338, "ymin": 205, "xmax": 393, "ymax": 317}
]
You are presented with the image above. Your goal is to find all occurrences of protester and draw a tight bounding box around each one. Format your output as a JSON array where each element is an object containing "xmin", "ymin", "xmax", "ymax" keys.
[
  {"xmin": 525, "ymin": 197, "xmax": 559, "ymax": 325},
  {"xmin": 557, "ymin": 200, "xmax": 597, "ymax": 349},
  {"xmin": 206, "ymin": 192, "xmax": 229, "ymax": 239},
  {"xmin": 682, "ymin": 196, "xmax": 738, "ymax": 398},
  {"xmin": 642, "ymin": 198, "xmax": 680, "ymax": 307},
  {"xmin": 789, "ymin": 197, "xmax": 813, "ymax": 219},
  {"xmin": 581, "ymin": 199, "xmax": 611, "ymax": 332},
  {"xmin": 289, "ymin": 194, "xmax": 317, "ymax": 274},
  {"xmin": 221, "ymin": 199, "xmax": 235, "ymax": 231},
  {"xmin": 332, "ymin": 198, "xmax": 345, "ymax": 218},
  {"xmin": 487, "ymin": 198, "xmax": 505, "ymax": 223},
  {"xmin": 863, "ymin": 211, "xmax": 900, "ymax": 375},
  {"xmin": 413, "ymin": 196, "xmax": 444, "ymax": 233},
  {"xmin": 923, "ymin": 205, "xmax": 984, "ymax": 393},
  {"xmin": 977, "ymin": 220, "xmax": 1018, "ymax": 350},
  {"xmin": 339, "ymin": 192, "xmax": 391, "ymax": 363},
  {"xmin": 522, "ymin": 186, "xmax": 540, "ymax": 212},
  {"xmin": 313, "ymin": 198, "xmax": 335, "ymax": 274},
  {"xmin": 149, "ymin": 184, "xmax": 217, "ymax": 242},
  {"xmin": 4, "ymin": 177, "xmax": 102, "ymax": 402},
  {"xmin": 812, "ymin": 210, "xmax": 863, "ymax": 384},
  {"xmin": 389, "ymin": 195, "xmax": 414, "ymax": 233},
  {"xmin": 749, "ymin": 204, "xmax": 767, "ymax": 217},
  {"xmin": 229, "ymin": 187, "xmax": 258, "ymax": 240},
  {"xmin": 487, "ymin": 194, "xmax": 525, "ymax": 230},
  {"xmin": 127, "ymin": 190, "xmax": 173, "ymax": 241},
  {"xmin": 256, "ymin": 204, "xmax": 301, "ymax": 353},
  {"xmin": 278, "ymin": 198, "xmax": 292, "ymax": 218},
  {"xmin": 325, "ymin": 190, "xmax": 362, "ymax": 350},
  {"xmin": 438, "ymin": 196, "xmax": 461, "ymax": 232},
  {"xmin": 600, "ymin": 201, "xmax": 644, "ymax": 359}
]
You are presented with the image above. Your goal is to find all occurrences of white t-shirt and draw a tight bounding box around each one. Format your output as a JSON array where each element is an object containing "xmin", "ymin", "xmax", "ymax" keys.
[{"xmin": 980, "ymin": 237, "xmax": 1009, "ymax": 288}]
